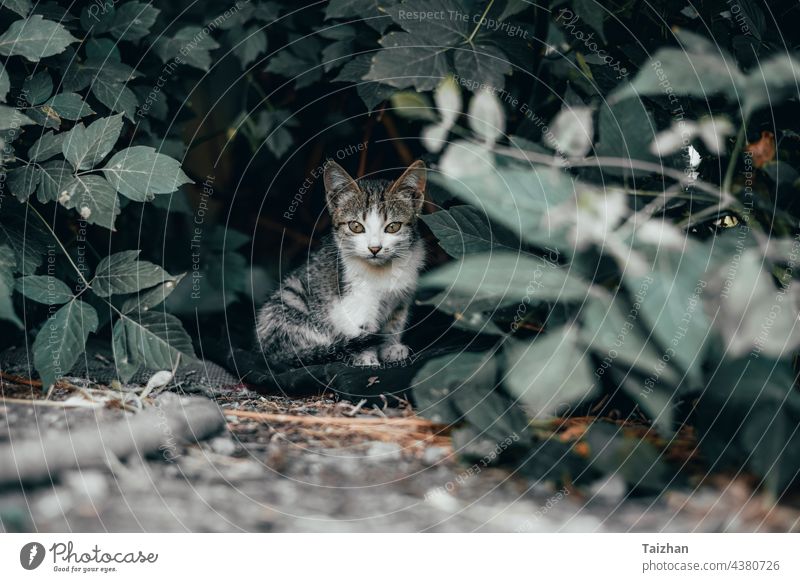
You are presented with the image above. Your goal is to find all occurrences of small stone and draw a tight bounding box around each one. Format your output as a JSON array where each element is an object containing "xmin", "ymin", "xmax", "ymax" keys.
[
  {"xmin": 63, "ymin": 470, "xmax": 107, "ymax": 501},
  {"xmin": 210, "ymin": 437, "xmax": 236, "ymax": 456},
  {"xmin": 365, "ymin": 441, "xmax": 402, "ymax": 460},
  {"xmin": 588, "ymin": 473, "xmax": 627, "ymax": 504},
  {"xmin": 422, "ymin": 446, "xmax": 448, "ymax": 465}
]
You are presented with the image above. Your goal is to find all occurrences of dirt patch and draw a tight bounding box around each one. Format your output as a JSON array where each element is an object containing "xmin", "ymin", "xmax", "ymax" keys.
[{"xmin": 1, "ymin": 374, "xmax": 798, "ymax": 532}]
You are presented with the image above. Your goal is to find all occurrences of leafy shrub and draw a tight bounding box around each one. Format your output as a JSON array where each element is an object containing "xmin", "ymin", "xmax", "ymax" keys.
[{"xmin": 1, "ymin": 0, "xmax": 799, "ymax": 496}]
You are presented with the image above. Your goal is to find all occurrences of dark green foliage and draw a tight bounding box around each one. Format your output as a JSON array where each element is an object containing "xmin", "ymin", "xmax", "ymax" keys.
[{"xmin": 0, "ymin": 0, "xmax": 799, "ymax": 497}]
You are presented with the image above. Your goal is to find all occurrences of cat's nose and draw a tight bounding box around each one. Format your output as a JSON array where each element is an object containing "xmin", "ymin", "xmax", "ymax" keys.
[{"xmin": 368, "ymin": 245, "xmax": 382, "ymax": 256}]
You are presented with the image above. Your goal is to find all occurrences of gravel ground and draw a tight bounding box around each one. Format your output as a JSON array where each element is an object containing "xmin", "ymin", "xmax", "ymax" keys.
[{"xmin": 1, "ymin": 379, "xmax": 798, "ymax": 533}]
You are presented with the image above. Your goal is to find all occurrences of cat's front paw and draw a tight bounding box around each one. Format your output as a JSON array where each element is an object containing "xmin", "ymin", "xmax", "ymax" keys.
[
  {"xmin": 380, "ymin": 343, "xmax": 410, "ymax": 362},
  {"xmin": 352, "ymin": 349, "xmax": 380, "ymax": 367}
]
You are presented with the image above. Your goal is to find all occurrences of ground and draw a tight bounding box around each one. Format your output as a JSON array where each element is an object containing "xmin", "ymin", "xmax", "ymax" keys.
[{"xmin": 1, "ymin": 365, "xmax": 798, "ymax": 533}]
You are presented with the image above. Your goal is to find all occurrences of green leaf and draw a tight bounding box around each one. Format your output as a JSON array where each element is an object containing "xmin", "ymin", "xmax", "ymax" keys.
[
  {"xmin": 102, "ymin": 146, "xmax": 193, "ymax": 201},
  {"xmin": 59, "ymin": 174, "xmax": 121, "ymax": 230},
  {"xmin": 14, "ymin": 275, "xmax": 73, "ymax": 305},
  {"xmin": 391, "ymin": 91, "xmax": 436, "ymax": 121},
  {"xmin": 618, "ymin": 371, "xmax": 676, "ymax": 437},
  {"xmin": 0, "ymin": 63, "xmax": 8, "ymax": 102},
  {"xmin": 264, "ymin": 39, "xmax": 323, "ymax": 89},
  {"xmin": 453, "ymin": 44, "xmax": 510, "ymax": 92},
  {"xmin": 80, "ymin": 2, "xmax": 115, "ymax": 34},
  {"xmin": 63, "ymin": 60, "xmax": 138, "ymax": 93},
  {"xmin": 384, "ymin": 0, "xmax": 470, "ymax": 44},
  {"xmin": 7, "ymin": 164, "xmax": 40, "ymax": 202},
  {"xmin": 36, "ymin": 159, "xmax": 73, "ymax": 202},
  {"xmin": 596, "ymin": 98, "xmax": 657, "ymax": 175},
  {"xmin": 121, "ymin": 273, "xmax": 185, "ymax": 314},
  {"xmin": 91, "ymin": 80, "xmax": 138, "ymax": 121},
  {"xmin": 0, "ymin": 104, "xmax": 34, "ymax": 130},
  {"xmin": 365, "ymin": 32, "xmax": 450, "ymax": 92},
  {"xmin": 545, "ymin": 105, "xmax": 594, "ymax": 157},
  {"xmin": 111, "ymin": 318, "xmax": 140, "ymax": 382},
  {"xmin": 245, "ymin": 110, "xmax": 296, "ymax": 158},
  {"xmin": 610, "ymin": 31, "xmax": 742, "ymax": 103},
  {"xmin": 25, "ymin": 102, "xmax": 60, "ymax": 129},
  {"xmin": 0, "ymin": 245, "xmax": 22, "ymax": 328},
  {"xmin": 107, "ymin": 2, "xmax": 159, "ymax": 41},
  {"xmin": 712, "ymin": 250, "xmax": 800, "ymax": 360},
  {"xmin": 0, "ymin": 204, "xmax": 53, "ymax": 275},
  {"xmin": 32, "ymin": 299, "xmax": 98, "ymax": 389},
  {"xmin": 421, "ymin": 251, "xmax": 590, "ymax": 308},
  {"xmin": 580, "ymin": 291, "xmax": 681, "ymax": 388},
  {"xmin": 421, "ymin": 206, "xmax": 521, "ymax": 258},
  {"xmin": 22, "ymin": 71, "xmax": 52, "ymax": 105},
  {"xmin": 155, "ymin": 26, "xmax": 221, "ymax": 71},
  {"xmin": 2, "ymin": 0, "xmax": 32, "ymax": 17},
  {"xmin": 321, "ymin": 38, "xmax": 353, "ymax": 72},
  {"xmin": 742, "ymin": 55, "xmax": 800, "ymax": 117},
  {"xmin": 573, "ymin": 0, "xmax": 606, "ymax": 41},
  {"xmin": 93, "ymin": 250, "xmax": 172, "ymax": 297},
  {"xmin": 582, "ymin": 423, "xmax": 669, "ymax": 490},
  {"xmin": 413, "ymin": 349, "xmax": 531, "ymax": 444},
  {"xmin": 625, "ymin": 246, "xmax": 709, "ymax": 386},
  {"xmin": 85, "ymin": 38, "xmax": 121, "ymax": 62},
  {"xmin": 504, "ymin": 325, "xmax": 598, "ymax": 419},
  {"xmin": 414, "ymin": 350, "xmax": 497, "ymax": 424},
  {"xmin": 696, "ymin": 355, "xmax": 800, "ymax": 493},
  {"xmin": 498, "ymin": 0, "xmax": 530, "ymax": 20},
  {"xmin": 28, "ymin": 130, "xmax": 66, "ymax": 162},
  {"xmin": 467, "ymin": 88, "xmax": 505, "ymax": 145},
  {"xmin": 114, "ymin": 310, "xmax": 196, "ymax": 382},
  {"xmin": 434, "ymin": 163, "xmax": 576, "ymax": 250},
  {"xmin": 0, "ymin": 15, "xmax": 78, "ymax": 61},
  {"xmin": 43, "ymin": 92, "xmax": 94, "ymax": 120},
  {"xmin": 324, "ymin": 0, "xmax": 392, "ymax": 32},
  {"xmin": 230, "ymin": 26, "xmax": 267, "ymax": 68},
  {"xmin": 62, "ymin": 114, "xmax": 124, "ymax": 170},
  {"xmin": 334, "ymin": 54, "xmax": 395, "ymax": 110}
]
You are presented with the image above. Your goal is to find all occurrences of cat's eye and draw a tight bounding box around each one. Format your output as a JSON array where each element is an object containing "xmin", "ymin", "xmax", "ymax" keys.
[
  {"xmin": 348, "ymin": 221, "xmax": 364, "ymax": 233},
  {"xmin": 384, "ymin": 222, "xmax": 402, "ymax": 234}
]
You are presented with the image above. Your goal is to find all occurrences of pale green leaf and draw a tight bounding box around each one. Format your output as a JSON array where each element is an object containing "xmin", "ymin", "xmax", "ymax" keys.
[
  {"xmin": 102, "ymin": 146, "xmax": 193, "ymax": 201},
  {"xmin": 32, "ymin": 299, "xmax": 98, "ymax": 388},
  {"xmin": 504, "ymin": 326, "xmax": 598, "ymax": 419},
  {"xmin": 15, "ymin": 275, "xmax": 73, "ymax": 305},
  {"xmin": 0, "ymin": 15, "xmax": 79, "ymax": 61},
  {"xmin": 93, "ymin": 250, "xmax": 172, "ymax": 297}
]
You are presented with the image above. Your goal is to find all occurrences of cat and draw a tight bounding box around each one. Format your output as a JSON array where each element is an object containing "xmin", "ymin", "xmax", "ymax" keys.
[{"xmin": 255, "ymin": 159, "xmax": 427, "ymax": 368}]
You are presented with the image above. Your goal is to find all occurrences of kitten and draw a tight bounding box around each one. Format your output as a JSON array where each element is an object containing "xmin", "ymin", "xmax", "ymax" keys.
[{"xmin": 255, "ymin": 160, "xmax": 427, "ymax": 368}]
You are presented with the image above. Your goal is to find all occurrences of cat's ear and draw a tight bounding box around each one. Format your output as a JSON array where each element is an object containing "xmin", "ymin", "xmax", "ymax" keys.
[
  {"xmin": 389, "ymin": 160, "xmax": 426, "ymax": 213},
  {"xmin": 323, "ymin": 160, "xmax": 360, "ymax": 211}
]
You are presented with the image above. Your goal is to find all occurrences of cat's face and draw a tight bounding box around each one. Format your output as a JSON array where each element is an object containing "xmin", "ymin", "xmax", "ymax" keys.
[{"xmin": 324, "ymin": 160, "xmax": 426, "ymax": 265}]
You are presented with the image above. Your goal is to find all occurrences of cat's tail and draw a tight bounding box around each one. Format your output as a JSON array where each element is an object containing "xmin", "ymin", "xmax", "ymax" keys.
[{"xmin": 259, "ymin": 335, "xmax": 376, "ymax": 372}]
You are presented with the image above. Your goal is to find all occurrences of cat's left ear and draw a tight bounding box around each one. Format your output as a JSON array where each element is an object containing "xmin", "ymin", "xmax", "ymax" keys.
[
  {"xmin": 389, "ymin": 160, "xmax": 426, "ymax": 213},
  {"xmin": 323, "ymin": 160, "xmax": 360, "ymax": 212}
]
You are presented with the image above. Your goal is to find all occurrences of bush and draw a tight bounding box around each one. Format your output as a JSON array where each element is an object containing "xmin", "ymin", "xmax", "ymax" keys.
[{"xmin": 1, "ymin": 0, "xmax": 799, "ymax": 496}]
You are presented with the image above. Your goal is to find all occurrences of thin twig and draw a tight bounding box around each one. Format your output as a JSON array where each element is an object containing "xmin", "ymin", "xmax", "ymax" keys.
[
  {"xmin": 465, "ymin": 0, "xmax": 496, "ymax": 45},
  {"xmin": 494, "ymin": 144, "xmax": 727, "ymax": 202},
  {"xmin": 722, "ymin": 124, "xmax": 747, "ymax": 197},
  {"xmin": 224, "ymin": 409, "xmax": 446, "ymax": 429}
]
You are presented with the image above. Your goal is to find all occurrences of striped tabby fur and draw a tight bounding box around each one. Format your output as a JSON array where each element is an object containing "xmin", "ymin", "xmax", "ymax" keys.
[{"xmin": 255, "ymin": 160, "xmax": 427, "ymax": 368}]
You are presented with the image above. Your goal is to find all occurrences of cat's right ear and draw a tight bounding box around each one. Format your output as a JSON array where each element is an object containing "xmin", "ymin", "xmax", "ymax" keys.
[{"xmin": 323, "ymin": 161, "xmax": 359, "ymax": 212}]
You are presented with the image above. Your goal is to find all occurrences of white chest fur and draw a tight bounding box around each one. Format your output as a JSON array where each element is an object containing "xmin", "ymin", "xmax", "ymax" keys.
[{"xmin": 329, "ymin": 248, "xmax": 422, "ymax": 338}]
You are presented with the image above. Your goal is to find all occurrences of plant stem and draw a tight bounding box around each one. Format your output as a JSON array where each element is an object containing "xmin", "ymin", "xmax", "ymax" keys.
[
  {"xmin": 465, "ymin": 0, "xmax": 495, "ymax": 44},
  {"xmin": 494, "ymin": 144, "xmax": 729, "ymax": 202},
  {"xmin": 26, "ymin": 202, "xmax": 91, "ymax": 289},
  {"xmin": 722, "ymin": 123, "xmax": 746, "ymax": 196}
]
